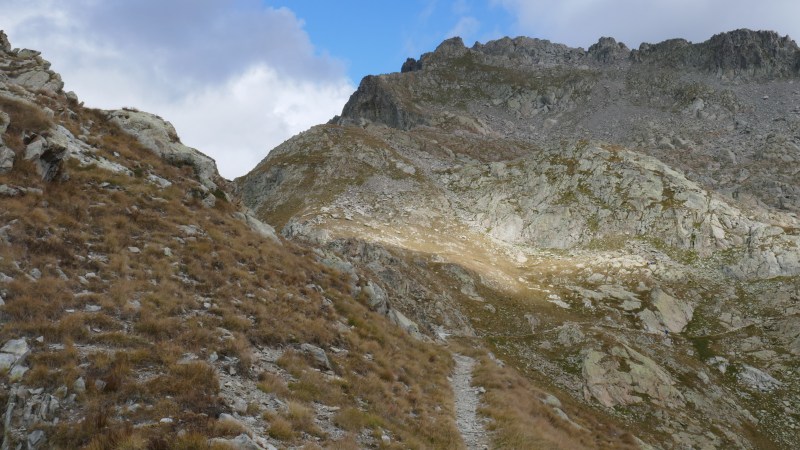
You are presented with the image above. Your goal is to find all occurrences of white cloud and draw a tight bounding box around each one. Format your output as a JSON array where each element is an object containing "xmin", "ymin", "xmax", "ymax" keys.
[
  {"xmin": 158, "ymin": 65, "xmax": 352, "ymax": 178},
  {"xmin": 493, "ymin": 0, "xmax": 800, "ymax": 49},
  {"xmin": 1, "ymin": 0, "xmax": 354, "ymax": 179}
]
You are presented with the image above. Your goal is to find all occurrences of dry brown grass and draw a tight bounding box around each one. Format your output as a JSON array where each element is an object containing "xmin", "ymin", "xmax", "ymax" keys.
[
  {"xmin": 257, "ymin": 371, "xmax": 290, "ymax": 397},
  {"xmin": 265, "ymin": 412, "xmax": 295, "ymax": 441},
  {"xmin": 210, "ymin": 417, "xmax": 248, "ymax": 437},
  {"xmin": 0, "ymin": 95, "xmax": 52, "ymax": 149},
  {"xmin": 461, "ymin": 343, "xmax": 638, "ymax": 450},
  {"xmin": 0, "ymin": 93, "xmax": 468, "ymax": 449}
]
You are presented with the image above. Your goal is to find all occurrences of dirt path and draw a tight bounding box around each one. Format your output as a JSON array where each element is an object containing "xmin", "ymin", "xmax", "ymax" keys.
[{"xmin": 452, "ymin": 354, "xmax": 489, "ymax": 450}]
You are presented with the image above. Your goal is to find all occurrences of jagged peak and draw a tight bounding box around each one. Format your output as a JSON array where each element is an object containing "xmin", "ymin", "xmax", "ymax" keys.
[
  {"xmin": 404, "ymin": 28, "xmax": 799, "ymax": 77},
  {"xmin": 633, "ymin": 28, "xmax": 800, "ymax": 76},
  {"xmin": 587, "ymin": 36, "xmax": 630, "ymax": 63}
]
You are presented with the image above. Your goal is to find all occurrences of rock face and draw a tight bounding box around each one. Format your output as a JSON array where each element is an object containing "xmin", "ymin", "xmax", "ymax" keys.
[
  {"xmin": 582, "ymin": 346, "xmax": 683, "ymax": 408},
  {"xmin": 108, "ymin": 109, "xmax": 220, "ymax": 188},
  {"xmin": 336, "ymin": 75, "xmax": 427, "ymax": 130}
]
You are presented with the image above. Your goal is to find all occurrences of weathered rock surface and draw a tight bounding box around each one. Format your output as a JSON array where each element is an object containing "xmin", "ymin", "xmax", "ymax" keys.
[
  {"xmin": 24, "ymin": 132, "xmax": 69, "ymax": 181},
  {"xmin": 582, "ymin": 345, "xmax": 684, "ymax": 408},
  {"xmin": 0, "ymin": 33, "xmax": 64, "ymax": 93},
  {"xmin": 233, "ymin": 210, "xmax": 279, "ymax": 242},
  {"xmin": 108, "ymin": 109, "xmax": 220, "ymax": 188},
  {"xmin": 638, "ymin": 288, "xmax": 694, "ymax": 334},
  {"xmin": 0, "ymin": 146, "xmax": 13, "ymax": 174}
]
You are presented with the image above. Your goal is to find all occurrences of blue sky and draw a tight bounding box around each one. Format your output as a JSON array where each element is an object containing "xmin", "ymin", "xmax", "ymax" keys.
[
  {"xmin": 3, "ymin": 1, "xmax": 800, "ymax": 178},
  {"xmin": 276, "ymin": 0, "xmax": 514, "ymax": 81}
]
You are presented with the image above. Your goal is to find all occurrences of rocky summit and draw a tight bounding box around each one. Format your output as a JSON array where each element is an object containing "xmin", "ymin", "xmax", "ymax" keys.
[{"xmin": 1, "ymin": 27, "xmax": 800, "ymax": 450}]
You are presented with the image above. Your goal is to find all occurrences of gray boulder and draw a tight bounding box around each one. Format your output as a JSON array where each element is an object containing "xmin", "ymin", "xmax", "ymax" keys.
[
  {"xmin": 0, "ymin": 110, "xmax": 9, "ymax": 134},
  {"xmin": 108, "ymin": 109, "xmax": 219, "ymax": 188},
  {"xmin": 27, "ymin": 429, "xmax": 46, "ymax": 449},
  {"xmin": 388, "ymin": 308, "xmax": 423, "ymax": 340},
  {"xmin": 583, "ymin": 346, "xmax": 684, "ymax": 408},
  {"xmin": 209, "ymin": 434, "xmax": 274, "ymax": 450},
  {"xmin": 637, "ymin": 289, "xmax": 694, "ymax": 334},
  {"xmin": 363, "ymin": 280, "xmax": 389, "ymax": 314},
  {"xmin": 24, "ymin": 133, "xmax": 69, "ymax": 182},
  {"xmin": 232, "ymin": 211, "xmax": 279, "ymax": 243},
  {"xmin": 1, "ymin": 338, "xmax": 29, "ymax": 357},
  {"xmin": 737, "ymin": 364, "xmax": 782, "ymax": 392},
  {"xmin": 300, "ymin": 343, "xmax": 332, "ymax": 371},
  {"xmin": 0, "ymin": 146, "xmax": 14, "ymax": 174}
]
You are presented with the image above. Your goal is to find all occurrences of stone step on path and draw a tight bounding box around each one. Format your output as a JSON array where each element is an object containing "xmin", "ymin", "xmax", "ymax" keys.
[{"xmin": 452, "ymin": 354, "xmax": 489, "ymax": 450}]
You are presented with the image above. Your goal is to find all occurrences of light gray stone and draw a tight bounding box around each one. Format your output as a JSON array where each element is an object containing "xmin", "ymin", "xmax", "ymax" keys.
[
  {"xmin": 363, "ymin": 280, "xmax": 388, "ymax": 314},
  {"xmin": 233, "ymin": 211, "xmax": 280, "ymax": 243},
  {"xmin": 9, "ymin": 364, "xmax": 28, "ymax": 381},
  {"xmin": 27, "ymin": 429, "xmax": 46, "ymax": 449},
  {"xmin": 650, "ymin": 288, "xmax": 693, "ymax": 334},
  {"xmin": 0, "ymin": 146, "xmax": 14, "ymax": 174},
  {"xmin": 300, "ymin": 343, "xmax": 332, "ymax": 370},
  {"xmin": 388, "ymin": 308, "xmax": 423, "ymax": 339},
  {"xmin": 0, "ymin": 184, "xmax": 20, "ymax": 197},
  {"xmin": 0, "ymin": 353, "xmax": 15, "ymax": 371},
  {"xmin": 1, "ymin": 338, "xmax": 29, "ymax": 357},
  {"xmin": 737, "ymin": 364, "xmax": 782, "ymax": 392},
  {"xmin": 209, "ymin": 433, "xmax": 266, "ymax": 450}
]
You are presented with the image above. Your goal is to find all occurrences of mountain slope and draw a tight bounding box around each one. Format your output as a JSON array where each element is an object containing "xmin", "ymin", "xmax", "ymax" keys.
[
  {"xmin": 0, "ymin": 31, "xmax": 477, "ymax": 450},
  {"xmin": 239, "ymin": 29, "xmax": 800, "ymax": 449}
]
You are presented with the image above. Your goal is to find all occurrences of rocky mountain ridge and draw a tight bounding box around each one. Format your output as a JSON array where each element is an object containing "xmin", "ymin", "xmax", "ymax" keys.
[
  {"xmin": 336, "ymin": 29, "xmax": 800, "ymax": 215},
  {"xmin": 239, "ymin": 29, "xmax": 800, "ymax": 449}
]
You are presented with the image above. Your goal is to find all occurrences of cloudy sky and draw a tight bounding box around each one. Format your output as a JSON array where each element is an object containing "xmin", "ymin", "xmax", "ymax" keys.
[{"xmin": 3, "ymin": 1, "xmax": 798, "ymax": 178}]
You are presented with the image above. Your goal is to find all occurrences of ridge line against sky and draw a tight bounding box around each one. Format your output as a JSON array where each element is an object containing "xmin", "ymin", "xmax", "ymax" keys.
[{"xmin": 3, "ymin": 0, "xmax": 799, "ymax": 178}]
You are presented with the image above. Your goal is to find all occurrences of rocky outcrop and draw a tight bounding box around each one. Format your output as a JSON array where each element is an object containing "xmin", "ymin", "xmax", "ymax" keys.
[
  {"xmin": 401, "ymin": 57, "xmax": 422, "ymax": 73},
  {"xmin": 24, "ymin": 132, "xmax": 69, "ymax": 182},
  {"xmin": 108, "ymin": 109, "xmax": 219, "ymax": 188},
  {"xmin": 587, "ymin": 37, "xmax": 630, "ymax": 63},
  {"xmin": 0, "ymin": 111, "xmax": 12, "ymax": 174},
  {"xmin": 634, "ymin": 29, "xmax": 800, "ymax": 78},
  {"xmin": 582, "ymin": 345, "xmax": 683, "ymax": 408},
  {"xmin": 638, "ymin": 288, "xmax": 694, "ymax": 334},
  {"xmin": 232, "ymin": 210, "xmax": 280, "ymax": 243},
  {"xmin": 472, "ymin": 36, "xmax": 587, "ymax": 67},
  {"xmin": 336, "ymin": 75, "xmax": 427, "ymax": 130},
  {"xmin": 0, "ymin": 32, "xmax": 64, "ymax": 93}
]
